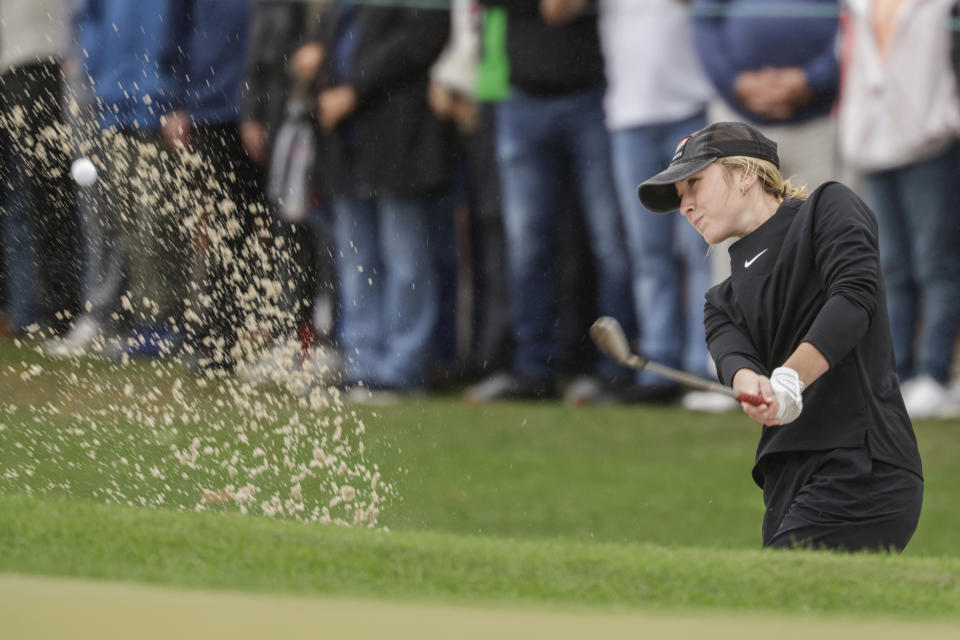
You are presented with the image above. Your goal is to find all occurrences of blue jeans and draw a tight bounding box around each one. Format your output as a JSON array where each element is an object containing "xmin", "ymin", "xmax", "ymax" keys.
[
  {"xmin": 331, "ymin": 195, "xmax": 438, "ymax": 389},
  {"xmin": 864, "ymin": 142, "xmax": 960, "ymax": 383},
  {"xmin": 0, "ymin": 176, "xmax": 36, "ymax": 332},
  {"xmin": 610, "ymin": 112, "xmax": 712, "ymax": 384},
  {"xmin": 495, "ymin": 87, "xmax": 633, "ymax": 381}
]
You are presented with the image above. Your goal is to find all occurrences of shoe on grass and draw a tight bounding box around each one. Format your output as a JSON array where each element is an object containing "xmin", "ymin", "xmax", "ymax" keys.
[
  {"xmin": 463, "ymin": 371, "xmax": 556, "ymax": 404},
  {"xmin": 939, "ymin": 379, "xmax": 960, "ymax": 418},
  {"xmin": 681, "ymin": 390, "xmax": 740, "ymax": 413},
  {"xmin": 902, "ymin": 375, "xmax": 947, "ymax": 419},
  {"xmin": 43, "ymin": 315, "xmax": 103, "ymax": 358},
  {"xmin": 112, "ymin": 324, "xmax": 181, "ymax": 359}
]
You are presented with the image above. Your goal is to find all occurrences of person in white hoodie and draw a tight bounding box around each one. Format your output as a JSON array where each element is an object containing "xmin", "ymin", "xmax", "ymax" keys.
[{"xmin": 838, "ymin": 0, "xmax": 960, "ymax": 418}]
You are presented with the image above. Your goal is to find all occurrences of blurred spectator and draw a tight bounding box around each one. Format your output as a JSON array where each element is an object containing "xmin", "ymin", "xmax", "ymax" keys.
[
  {"xmin": 837, "ymin": 0, "xmax": 960, "ymax": 418},
  {"xmin": 236, "ymin": 0, "xmax": 342, "ymax": 390},
  {"xmin": 46, "ymin": 0, "xmax": 128, "ymax": 358},
  {"xmin": 167, "ymin": 0, "xmax": 270, "ymax": 374},
  {"xmin": 462, "ymin": 4, "xmax": 514, "ymax": 378},
  {"xmin": 425, "ymin": 0, "xmax": 477, "ymax": 386},
  {"xmin": 465, "ymin": 0, "xmax": 634, "ymax": 404},
  {"xmin": 691, "ymin": 0, "xmax": 841, "ymax": 280},
  {"xmin": 691, "ymin": 0, "xmax": 840, "ymax": 186},
  {"xmin": 596, "ymin": 0, "xmax": 734, "ymax": 410},
  {"xmin": 0, "ymin": 1, "xmax": 79, "ymax": 336},
  {"xmin": 70, "ymin": 0, "xmax": 192, "ymax": 358},
  {"xmin": 427, "ymin": 0, "xmax": 516, "ymax": 389},
  {"xmin": 311, "ymin": 3, "xmax": 455, "ymax": 400}
]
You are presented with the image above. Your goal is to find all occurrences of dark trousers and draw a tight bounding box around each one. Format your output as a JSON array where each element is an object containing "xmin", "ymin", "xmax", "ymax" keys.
[
  {"xmin": 760, "ymin": 446, "xmax": 923, "ymax": 552},
  {"xmin": 0, "ymin": 60, "xmax": 79, "ymax": 331},
  {"xmin": 466, "ymin": 104, "xmax": 513, "ymax": 373},
  {"xmin": 186, "ymin": 124, "xmax": 267, "ymax": 364}
]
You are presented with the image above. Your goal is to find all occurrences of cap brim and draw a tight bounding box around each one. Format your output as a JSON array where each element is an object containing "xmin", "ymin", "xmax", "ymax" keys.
[{"xmin": 637, "ymin": 157, "xmax": 717, "ymax": 213}]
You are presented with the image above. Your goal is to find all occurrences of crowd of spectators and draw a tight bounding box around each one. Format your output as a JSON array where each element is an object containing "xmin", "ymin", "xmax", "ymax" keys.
[{"xmin": 1, "ymin": 0, "xmax": 959, "ymax": 417}]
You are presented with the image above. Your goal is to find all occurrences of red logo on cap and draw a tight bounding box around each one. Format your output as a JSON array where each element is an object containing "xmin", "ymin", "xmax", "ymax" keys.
[{"xmin": 673, "ymin": 136, "xmax": 691, "ymax": 161}]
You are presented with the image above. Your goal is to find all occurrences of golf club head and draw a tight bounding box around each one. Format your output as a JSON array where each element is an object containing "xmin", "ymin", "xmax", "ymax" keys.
[{"xmin": 590, "ymin": 316, "xmax": 634, "ymax": 366}]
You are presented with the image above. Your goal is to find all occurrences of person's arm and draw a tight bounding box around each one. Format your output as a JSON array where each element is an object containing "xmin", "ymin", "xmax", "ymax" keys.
[
  {"xmin": 242, "ymin": 2, "xmax": 275, "ymax": 127},
  {"xmin": 73, "ymin": 0, "xmax": 101, "ymax": 74},
  {"xmin": 801, "ymin": 184, "xmax": 880, "ymax": 370},
  {"xmin": 733, "ymin": 341, "xmax": 829, "ymax": 426},
  {"xmin": 705, "ymin": 290, "xmax": 785, "ymax": 420},
  {"xmin": 704, "ymin": 287, "xmax": 766, "ymax": 388},
  {"xmin": 800, "ymin": 19, "xmax": 841, "ymax": 105},
  {"xmin": 319, "ymin": 8, "xmax": 449, "ymax": 133},
  {"xmin": 159, "ymin": 0, "xmax": 193, "ymax": 151},
  {"xmin": 239, "ymin": 4, "xmax": 275, "ymax": 164},
  {"xmin": 690, "ymin": 0, "xmax": 741, "ymax": 107},
  {"xmin": 781, "ymin": 342, "xmax": 830, "ymax": 389},
  {"xmin": 540, "ymin": 0, "xmax": 590, "ymax": 26}
]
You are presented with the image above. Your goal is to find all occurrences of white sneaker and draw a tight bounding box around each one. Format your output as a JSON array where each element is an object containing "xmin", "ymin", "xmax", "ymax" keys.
[
  {"xmin": 43, "ymin": 315, "xmax": 102, "ymax": 358},
  {"xmin": 902, "ymin": 375, "xmax": 947, "ymax": 419},
  {"xmin": 237, "ymin": 340, "xmax": 301, "ymax": 386},
  {"xmin": 939, "ymin": 379, "xmax": 960, "ymax": 419},
  {"xmin": 345, "ymin": 387, "xmax": 402, "ymax": 406},
  {"xmin": 301, "ymin": 346, "xmax": 343, "ymax": 386},
  {"xmin": 238, "ymin": 340, "xmax": 344, "ymax": 394},
  {"xmin": 681, "ymin": 390, "xmax": 740, "ymax": 413}
]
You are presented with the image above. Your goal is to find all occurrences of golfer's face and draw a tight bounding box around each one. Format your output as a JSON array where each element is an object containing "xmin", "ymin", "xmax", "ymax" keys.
[{"xmin": 675, "ymin": 164, "xmax": 736, "ymax": 245}]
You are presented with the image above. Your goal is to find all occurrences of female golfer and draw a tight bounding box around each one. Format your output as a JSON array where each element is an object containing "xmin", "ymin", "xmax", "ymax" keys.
[{"xmin": 638, "ymin": 121, "xmax": 923, "ymax": 551}]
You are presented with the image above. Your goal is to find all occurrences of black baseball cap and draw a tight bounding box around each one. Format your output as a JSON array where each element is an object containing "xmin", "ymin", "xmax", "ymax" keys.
[{"xmin": 637, "ymin": 122, "xmax": 780, "ymax": 213}]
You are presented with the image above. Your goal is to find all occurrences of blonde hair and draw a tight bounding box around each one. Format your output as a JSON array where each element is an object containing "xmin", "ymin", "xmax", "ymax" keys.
[{"xmin": 717, "ymin": 156, "xmax": 808, "ymax": 201}]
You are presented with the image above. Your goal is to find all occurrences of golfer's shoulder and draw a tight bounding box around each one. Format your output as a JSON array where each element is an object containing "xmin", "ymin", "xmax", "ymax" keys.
[{"xmin": 803, "ymin": 181, "xmax": 877, "ymax": 231}]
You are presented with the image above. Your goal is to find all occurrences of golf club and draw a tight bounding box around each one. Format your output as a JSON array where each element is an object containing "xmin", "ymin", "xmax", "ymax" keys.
[{"xmin": 590, "ymin": 316, "xmax": 765, "ymax": 407}]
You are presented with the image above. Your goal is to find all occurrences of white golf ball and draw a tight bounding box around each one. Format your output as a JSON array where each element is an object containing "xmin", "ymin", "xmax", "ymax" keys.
[{"xmin": 70, "ymin": 157, "xmax": 98, "ymax": 187}]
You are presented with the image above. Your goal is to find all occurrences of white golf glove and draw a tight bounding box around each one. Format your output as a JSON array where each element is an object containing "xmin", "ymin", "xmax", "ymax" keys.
[{"xmin": 770, "ymin": 367, "xmax": 804, "ymax": 424}]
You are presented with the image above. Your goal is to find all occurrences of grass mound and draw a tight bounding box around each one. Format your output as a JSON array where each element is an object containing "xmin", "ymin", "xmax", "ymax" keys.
[{"xmin": 2, "ymin": 493, "xmax": 958, "ymax": 619}]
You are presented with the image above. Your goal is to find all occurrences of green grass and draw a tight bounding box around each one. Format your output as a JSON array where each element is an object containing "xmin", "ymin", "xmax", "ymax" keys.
[
  {"xmin": 2, "ymin": 493, "xmax": 959, "ymax": 618},
  {"xmin": 2, "ymin": 337, "xmax": 960, "ymax": 619}
]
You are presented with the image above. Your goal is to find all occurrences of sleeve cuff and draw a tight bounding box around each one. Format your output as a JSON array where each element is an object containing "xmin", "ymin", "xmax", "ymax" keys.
[{"xmin": 718, "ymin": 354, "xmax": 765, "ymax": 387}]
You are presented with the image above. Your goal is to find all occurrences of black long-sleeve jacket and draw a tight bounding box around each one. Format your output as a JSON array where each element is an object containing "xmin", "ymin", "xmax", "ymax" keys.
[
  {"xmin": 704, "ymin": 183, "xmax": 922, "ymax": 486},
  {"xmin": 312, "ymin": 5, "xmax": 454, "ymax": 200}
]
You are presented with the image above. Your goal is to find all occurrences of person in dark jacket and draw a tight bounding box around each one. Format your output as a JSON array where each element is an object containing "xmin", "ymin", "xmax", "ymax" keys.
[
  {"xmin": 235, "ymin": 1, "xmax": 341, "ymax": 389},
  {"xmin": 310, "ymin": 3, "xmax": 455, "ymax": 400},
  {"xmin": 162, "ymin": 0, "xmax": 270, "ymax": 374},
  {"xmin": 0, "ymin": 1, "xmax": 79, "ymax": 337},
  {"xmin": 464, "ymin": 0, "xmax": 634, "ymax": 404},
  {"xmin": 638, "ymin": 121, "xmax": 923, "ymax": 552}
]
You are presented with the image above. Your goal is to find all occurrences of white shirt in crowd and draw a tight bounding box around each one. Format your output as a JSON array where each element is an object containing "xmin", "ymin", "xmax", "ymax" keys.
[{"xmin": 598, "ymin": 0, "xmax": 715, "ymax": 130}]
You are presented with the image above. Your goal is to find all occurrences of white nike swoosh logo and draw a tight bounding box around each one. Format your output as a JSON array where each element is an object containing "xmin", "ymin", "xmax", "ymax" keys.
[{"xmin": 744, "ymin": 249, "xmax": 768, "ymax": 268}]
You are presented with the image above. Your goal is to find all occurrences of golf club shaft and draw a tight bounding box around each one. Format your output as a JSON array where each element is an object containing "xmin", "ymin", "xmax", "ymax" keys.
[
  {"xmin": 589, "ymin": 316, "xmax": 766, "ymax": 407},
  {"xmin": 627, "ymin": 356, "xmax": 766, "ymax": 407}
]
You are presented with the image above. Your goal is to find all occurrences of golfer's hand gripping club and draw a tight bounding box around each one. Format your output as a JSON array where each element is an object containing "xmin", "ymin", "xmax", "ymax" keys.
[{"xmin": 589, "ymin": 317, "xmax": 766, "ymax": 407}]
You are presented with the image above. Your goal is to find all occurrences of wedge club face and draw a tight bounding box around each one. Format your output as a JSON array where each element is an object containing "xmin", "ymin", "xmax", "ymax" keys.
[{"xmin": 589, "ymin": 316, "xmax": 635, "ymax": 367}]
